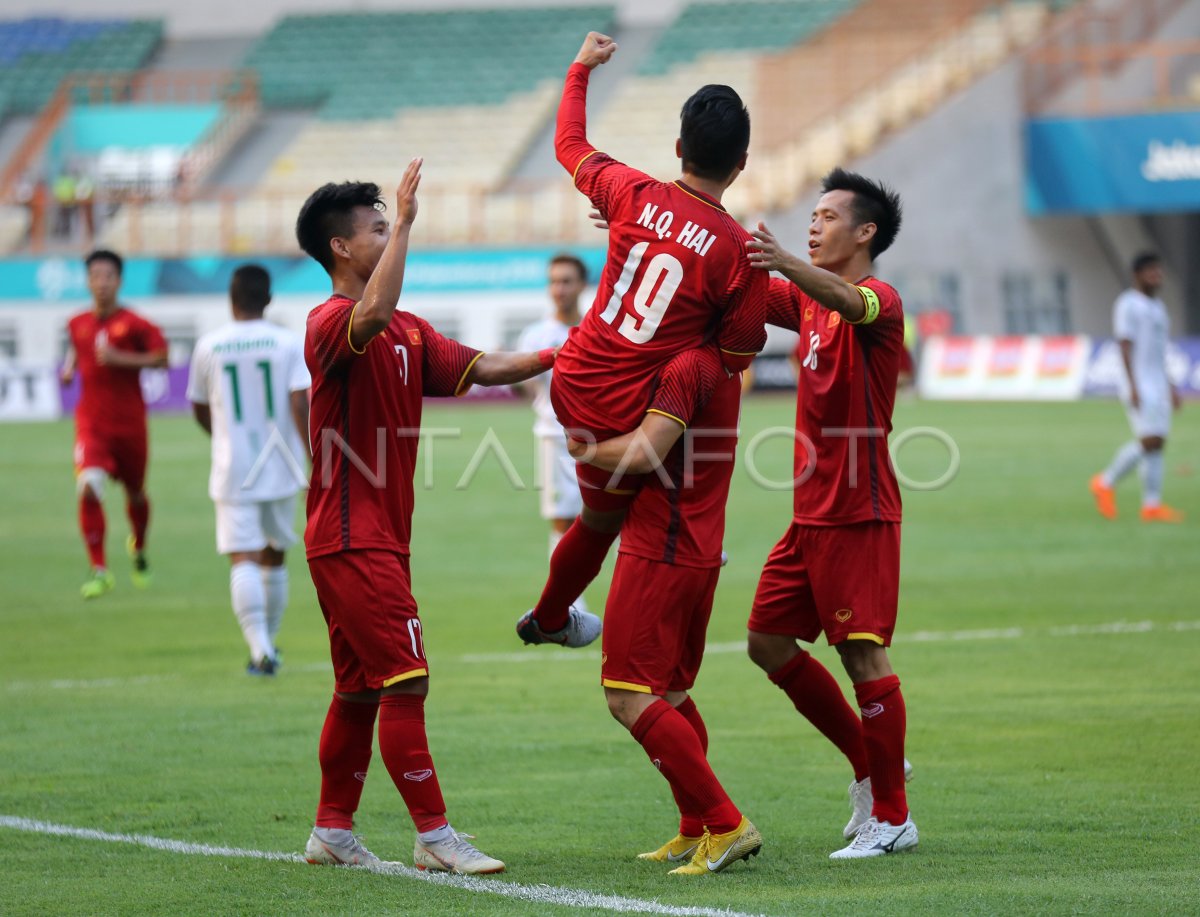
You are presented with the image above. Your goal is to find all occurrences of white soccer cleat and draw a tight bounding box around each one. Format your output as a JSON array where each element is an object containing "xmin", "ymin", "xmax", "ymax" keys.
[
  {"xmin": 516, "ymin": 605, "xmax": 602, "ymax": 648},
  {"xmin": 830, "ymin": 816, "xmax": 918, "ymax": 860},
  {"xmin": 843, "ymin": 759, "xmax": 914, "ymax": 838},
  {"xmin": 414, "ymin": 831, "xmax": 505, "ymax": 874},
  {"xmin": 304, "ymin": 827, "xmax": 382, "ymax": 867}
]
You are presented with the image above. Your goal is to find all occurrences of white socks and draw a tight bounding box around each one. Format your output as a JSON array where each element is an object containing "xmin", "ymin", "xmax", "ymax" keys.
[
  {"xmin": 1102, "ymin": 441, "xmax": 1142, "ymax": 487},
  {"xmin": 262, "ymin": 565, "xmax": 289, "ymax": 643},
  {"xmin": 1140, "ymin": 450, "xmax": 1164, "ymax": 507},
  {"xmin": 231, "ymin": 561, "xmax": 273, "ymax": 664}
]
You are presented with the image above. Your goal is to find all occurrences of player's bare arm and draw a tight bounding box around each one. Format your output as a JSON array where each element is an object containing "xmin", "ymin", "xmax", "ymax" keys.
[
  {"xmin": 567, "ymin": 413, "xmax": 684, "ymax": 474},
  {"xmin": 348, "ymin": 157, "xmax": 422, "ymax": 350},
  {"xmin": 574, "ymin": 31, "xmax": 617, "ymax": 69},
  {"xmin": 466, "ymin": 349, "xmax": 557, "ymax": 388},
  {"xmin": 192, "ymin": 402, "xmax": 213, "ymax": 435},
  {"xmin": 60, "ymin": 344, "xmax": 76, "ymax": 384},
  {"xmin": 747, "ymin": 222, "xmax": 867, "ymax": 323},
  {"xmin": 96, "ymin": 343, "xmax": 168, "ymax": 369}
]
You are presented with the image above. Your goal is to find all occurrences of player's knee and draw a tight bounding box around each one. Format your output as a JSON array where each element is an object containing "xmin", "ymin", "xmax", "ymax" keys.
[
  {"xmin": 581, "ymin": 505, "xmax": 626, "ymax": 534},
  {"xmin": 746, "ymin": 630, "xmax": 792, "ymax": 673},
  {"xmin": 1141, "ymin": 436, "xmax": 1165, "ymax": 453},
  {"xmin": 76, "ymin": 467, "xmax": 107, "ymax": 503},
  {"xmin": 603, "ymin": 688, "xmax": 640, "ymax": 729},
  {"xmin": 836, "ymin": 640, "xmax": 891, "ymax": 683},
  {"xmin": 382, "ymin": 676, "xmax": 429, "ymax": 699}
]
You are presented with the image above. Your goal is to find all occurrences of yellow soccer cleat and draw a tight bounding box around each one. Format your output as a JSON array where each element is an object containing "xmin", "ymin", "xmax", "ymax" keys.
[
  {"xmin": 637, "ymin": 833, "xmax": 704, "ymax": 864},
  {"xmin": 80, "ymin": 568, "xmax": 116, "ymax": 600},
  {"xmin": 669, "ymin": 817, "xmax": 761, "ymax": 876},
  {"xmin": 127, "ymin": 535, "xmax": 152, "ymax": 588}
]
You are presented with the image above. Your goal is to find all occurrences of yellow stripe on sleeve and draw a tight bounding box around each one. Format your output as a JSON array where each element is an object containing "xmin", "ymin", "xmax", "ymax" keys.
[
  {"xmin": 646, "ymin": 408, "xmax": 687, "ymax": 429},
  {"xmin": 572, "ymin": 150, "xmax": 603, "ymax": 184},
  {"xmin": 347, "ymin": 301, "xmax": 370, "ymax": 354},
  {"xmin": 454, "ymin": 352, "xmax": 485, "ymax": 397}
]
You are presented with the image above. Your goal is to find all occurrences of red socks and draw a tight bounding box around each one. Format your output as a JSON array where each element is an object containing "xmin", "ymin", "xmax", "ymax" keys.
[
  {"xmin": 855, "ymin": 675, "xmax": 908, "ymax": 825},
  {"xmin": 532, "ymin": 518, "xmax": 617, "ymax": 632},
  {"xmin": 672, "ymin": 697, "xmax": 708, "ymax": 838},
  {"xmin": 631, "ymin": 699, "xmax": 740, "ymax": 835},
  {"xmin": 127, "ymin": 497, "xmax": 149, "ymax": 552},
  {"xmin": 377, "ymin": 694, "xmax": 448, "ymax": 833},
  {"xmin": 79, "ymin": 495, "xmax": 106, "ymax": 568},
  {"xmin": 770, "ymin": 650, "xmax": 870, "ymax": 781},
  {"xmin": 315, "ymin": 696, "xmax": 378, "ymax": 829}
]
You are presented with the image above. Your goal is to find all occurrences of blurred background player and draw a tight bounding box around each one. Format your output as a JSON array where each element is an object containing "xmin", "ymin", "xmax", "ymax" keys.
[
  {"xmin": 745, "ymin": 169, "xmax": 917, "ymax": 860},
  {"xmin": 61, "ymin": 249, "xmax": 168, "ymax": 599},
  {"xmin": 296, "ymin": 164, "xmax": 552, "ymax": 874},
  {"xmin": 187, "ymin": 264, "xmax": 311, "ymax": 676},
  {"xmin": 517, "ymin": 30, "xmax": 767, "ymax": 648},
  {"xmin": 569, "ymin": 346, "xmax": 761, "ymax": 876},
  {"xmin": 1090, "ymin": 252, "xmax": 1183, "ymax": 523},
  {"xmin": 514, "ymin": 252, "xmax": 590, "ymax": 614}
]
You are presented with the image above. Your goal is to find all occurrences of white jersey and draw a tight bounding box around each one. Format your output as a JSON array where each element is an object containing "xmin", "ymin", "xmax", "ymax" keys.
[
  {"xmin": 187, "ymin": 319, "xmax": 311, "ymax": 503},
  {"xmin": 1113, "ymin": 289, "xmax": 1170, "ymax": 399},
  {"xmin": 517, "ymin": 316, "xmax": 574, "ymax": 437}
]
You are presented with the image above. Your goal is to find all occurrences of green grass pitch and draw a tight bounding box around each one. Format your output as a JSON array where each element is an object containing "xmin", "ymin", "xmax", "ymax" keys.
[{"xmin": 1, "ymin": 396, "xmax": 1197, "ymax": 916}]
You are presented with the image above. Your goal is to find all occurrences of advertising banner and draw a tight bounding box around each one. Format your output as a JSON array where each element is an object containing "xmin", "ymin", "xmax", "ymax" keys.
[
  {"xmin": 1082, "ymin": 338, "xmax": 1200, "ymax": 398},
  {"xmin": 0, "ymin": 365, "xmax": 62, "ymax": 421},
  {"xmin": 918, "ymin": 335, "xmax": 1092, "ymax": 400},
  {"xmin": 1026, "ymin": 111, "xmax": 1200, "ymax": 214},
  {"xmin": 58, "ymin": 366, "xmax": 192, "ymax": 418}
]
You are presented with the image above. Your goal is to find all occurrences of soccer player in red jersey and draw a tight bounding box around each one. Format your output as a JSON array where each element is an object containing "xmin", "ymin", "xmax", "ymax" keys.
[
  {"xmin": 295, "ymin": 162, "xmax": 553, "ymax": 875},
  {"xmin": 744, "ymin": 169, "xmax": 918, "ymax": 859},
  {"xmin": 567, "ymin": 346, "xmax": 761, "ymax": 875},
  {"xmin": 517, "ymin": 31, "xmax": 768, "ymax": 648},
  {"xmin": 61, "ymin": 249, "xmax": 168, "ymax": 599}
]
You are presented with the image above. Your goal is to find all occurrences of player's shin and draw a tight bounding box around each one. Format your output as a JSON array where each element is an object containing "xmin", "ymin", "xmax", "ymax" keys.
[
  {"xmin": 531, "ymin": 517, "xmax": 617, "ymax": 631},
  {"xmin": 377, "ymin": 693, "xmax": 448, "ymax": 832},
  {"xmin": 855, "ymin": 675, "xmax": 908, "ymax": 825},
  {"xmin": 771, "ymin": 649, "xmax": 869, "ymax": 780},
  {"xmin": 79, "ymin": 493, "xmax": 106, "ymax": 568},
  {"xmin": 316, "ymin": 696, "xmax": 378, "ymax": 829}
]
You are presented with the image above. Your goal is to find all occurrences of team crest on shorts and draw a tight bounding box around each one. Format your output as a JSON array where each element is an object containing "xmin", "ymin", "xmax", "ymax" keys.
[{"xmin": 834, "ymin": 608, "xmax": 853, "ymax": 623}]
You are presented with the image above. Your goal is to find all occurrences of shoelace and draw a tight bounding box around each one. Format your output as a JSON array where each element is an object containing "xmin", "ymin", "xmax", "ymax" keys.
[
  {"xmin": 439, "ymin": 832, "xmax": 488, "ymax": 862},
  {"xmin": 848, "ymin": 820, "xmax": 883, "ymax": 850},
  {"xmin": 343, "ymin": 834, "xmax": 375, "ymax": 859}
]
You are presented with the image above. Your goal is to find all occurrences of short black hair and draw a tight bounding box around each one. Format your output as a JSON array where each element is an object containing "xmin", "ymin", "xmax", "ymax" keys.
[
  {"xmin": 820, "ymin": 168, "xmax": 903, "ymax": 260},
  {"xmin": 549, "ymin": 252, "xmax": 587, "ymax": 283},
  {"xmin": 230, "ymin": 263, "xmax": 271, "ymax": 314},
  {"xmin": 679, "ymin": 85, "xmax": 750, "ymax": 182},
  {"xmin": 85, "ymin": 249, "xmax": 123, "ymax": 275},
  {"xmin": 1131, "ymin": 251, "xmax": 1160, "ymax": 274},
  {"xmin": 296, "ymin": 181, "xmax": 384, "ymax": 274}
]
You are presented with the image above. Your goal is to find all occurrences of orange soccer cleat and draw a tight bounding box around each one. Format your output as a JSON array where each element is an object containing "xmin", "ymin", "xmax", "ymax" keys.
[
  {"xmin": 1140, "ymin": 504, "xmax": 1185, "ymax": 524},
  {"xmin": 1089, "ymin": 474, "xmax": 1117, "ymax": 520}
]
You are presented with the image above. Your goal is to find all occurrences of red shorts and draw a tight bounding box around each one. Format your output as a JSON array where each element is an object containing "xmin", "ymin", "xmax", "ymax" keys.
[
  {"xmin": 601, "ymin": 553, "xmax": 720, "ymax": 696},
  {"xmin": 307, "ymin": 550, "xmax": 429, "ymax": 694},
  {"xmin": 74, "ymin": 431, "xmax": 148, "ymax": 492},
  {"xmin": 749, "ymin": 521, "xmax": 900, "ymax": 646},
  {"xmin": 574, "ymin": 461, "xmax": 644, "ymax": 513}
]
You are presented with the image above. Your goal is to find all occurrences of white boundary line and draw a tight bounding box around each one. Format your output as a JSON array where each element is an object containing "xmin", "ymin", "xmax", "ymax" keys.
[
  {"xmin": 0, "ymin": 816, "xmax": 769, "ymax": 917},
  {"xmin": 5, "ymin": 619, "xmax": 1198, "ymax": 692}
]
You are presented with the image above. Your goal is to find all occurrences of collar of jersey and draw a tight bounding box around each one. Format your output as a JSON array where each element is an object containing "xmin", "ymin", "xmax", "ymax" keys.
[{"xmin": 673, "ymin": 181, "xmax": 726, "ymax": 212}]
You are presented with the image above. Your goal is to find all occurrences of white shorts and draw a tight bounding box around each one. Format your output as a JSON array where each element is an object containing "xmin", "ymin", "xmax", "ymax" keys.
[
  {"xmin": 1125, "ymin": 394, "xmax": 1171, "ymax": 439},
  {"xmin": 215, "ymin": 496, "xmax": 299, "ymax": 555},
  {"xmin": 536, "ymin": 435, "xmax": 582, "ymax": 521}
]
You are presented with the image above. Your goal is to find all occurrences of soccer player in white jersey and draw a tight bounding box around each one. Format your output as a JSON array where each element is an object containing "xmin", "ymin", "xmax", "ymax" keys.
[
  {"xmin": 1091, "ymin": 252, "xmax": 1183, "ymax": 523},
  {"xmin": 515, "ymin": 253, "xmax": 591, "ymax": 614},
  {"xmin": 187, "ymin": 265, "xmax": 313, "ymax": 673}
]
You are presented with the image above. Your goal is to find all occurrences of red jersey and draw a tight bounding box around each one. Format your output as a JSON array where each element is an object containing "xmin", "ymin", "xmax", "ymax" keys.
[
  {"xmin": 66, "ymin": 307, "xmax": 167, "ymax": 438},
  {"xmin": 551, "ymin": 62, "xmax": 767, "ymax": 438},
  {"xmin": 304, "ymin": 295, "xmax": 481, "ymax": 560},
  {"xmin": 619, "ymin": 347, "xmax": 740, "ymax": 569},
  {"xmin": 768, "ymin": 276, "xmax": 903, "ymax": 525}
]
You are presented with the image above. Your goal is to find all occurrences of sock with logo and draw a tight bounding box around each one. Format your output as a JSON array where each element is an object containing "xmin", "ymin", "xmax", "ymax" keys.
[
  {"xmin": 532, "ymin": 517, "xmax": 617, "ymax": 632},
  {"xmin": 79, "ymin": 493, "xmax": 106, "ymax": 569},
  {"xmin": 770, "ymin": 649, "xmax": 869, "ymax": 781},
  {"xmin": 1102, "ymin": 440, "xmax": 1142, "ymax": 487},
  {"xmin": 631, "ymin": 699, "xmax": 741, "ymax": 835},
  {"xmin": 262, "ymin": 565, "xmax": 289, "ymax": 642},
  {"xmin": 672, "ymin": 696, "xmax": 708, "ymax": 837},
  {"xmin": 378, "ymin": 693, "xmax": 447, "ymax": 833},
  {"xmin": 1140, "ymin": 449, "xmax": 1164, "ymax": 507},
  {"xmin": 126, "ymin": 497, "xmax": 150, "ymax": 552},
  {"xmin": 315, "ymin": 695, "xmax": 378, "ymax": 829},
  {"xmin": 854, "ymin": 675, "xmax": 908, "ymax": 825}
]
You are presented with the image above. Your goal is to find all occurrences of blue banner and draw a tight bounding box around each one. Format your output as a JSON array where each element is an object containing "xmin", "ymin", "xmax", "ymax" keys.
[
  {"xmin": 0, "ymin": 247, "xmax": 609, "ymax": 302},
  {"xmin": 1025, "ymin": 112, "xmax": 1200, "ymax": 214},
  {"xmin": 1083, "ymin": 337, "xmax": 1200, "ymax": 397}
]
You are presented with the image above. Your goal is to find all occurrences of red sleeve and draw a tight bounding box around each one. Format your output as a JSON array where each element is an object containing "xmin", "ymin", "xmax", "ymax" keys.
[
  {"xmin": 416, "ymin": 316, "xmax": 483, "ymax": 398},
  {"xmin": 765, "ymin": 277, "xmax": 802, "ymax": 332},
  {"xmin": 136, "ymin": 315, "xmax": 167, "ymax": 354},
  {"xmin": 554, "ymin": 62, "xmax": 642, "ymax": 218},
  {"xmin": 649, "ymin": 346, "xmax": 725, "ymax": 427},
  {"xmin": 716, "ymin": 265, "xmax": 768, "ymax": 373},
  {"xmin": 849, "ymin": 278, "xmax": 903, "ymax": 334},
  {"xmin": 307, "ymin": 297, "xmax": 363, "ymax": 376}
]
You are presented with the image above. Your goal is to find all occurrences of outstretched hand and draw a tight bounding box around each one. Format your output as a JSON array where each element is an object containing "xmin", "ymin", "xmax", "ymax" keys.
[
  {"xmin": 396, "ymin": 157, "xmax": 423, "ymax": 226},
  {"xmin": 575, "ymin": 31, "xmax": 618, "ymax": 69},
  {"xmin": 746, "ymin": 221, "xmax": 789, "ymax": 271}
]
